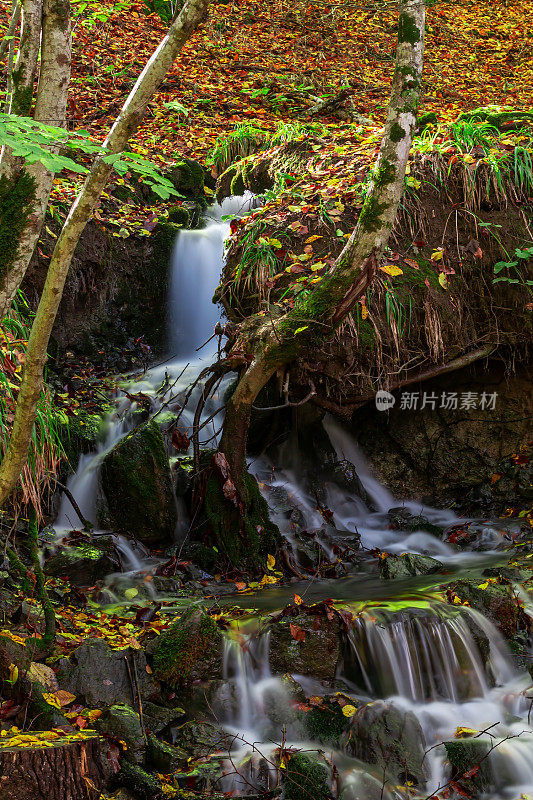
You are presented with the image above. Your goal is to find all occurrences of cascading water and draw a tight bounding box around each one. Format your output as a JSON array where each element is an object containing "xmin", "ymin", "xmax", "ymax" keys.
[{"xmin": 54, "ymin": 193, "xmax": 257, "ymax": 575}]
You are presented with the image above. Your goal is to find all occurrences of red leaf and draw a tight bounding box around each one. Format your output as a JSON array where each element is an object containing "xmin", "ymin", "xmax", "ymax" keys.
[{"xmin": 290, "ymin": 622, "xmax": 306, "ymax": 642}]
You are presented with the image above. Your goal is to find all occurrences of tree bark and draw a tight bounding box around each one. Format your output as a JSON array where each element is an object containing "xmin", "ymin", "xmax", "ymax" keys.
[
  {"xmin": 0, "ymin": 0, "xmax": 72, "ymax": 320},
  {"xmin": 219, "ymin": 0, "xmax": 425, "ymax": 488},
  {"xmin": 0, "ymin": 734, "xmax": 106, "ymax": 800},
  {"xmin": 0, "ymin": 0, "xmax": 211, "ymax": 509},
  {"xmin": 0, "ymin": 0, "xmax": 21, "ymax": 63}
]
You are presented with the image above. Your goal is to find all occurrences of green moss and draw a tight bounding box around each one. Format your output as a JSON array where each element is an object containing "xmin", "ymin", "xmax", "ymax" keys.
[
  {"xmin": 390, "ymin": 122, "xmax": 406, "ymax": 142},
  {"xmin": 302, "ymin": 702, "xmax": 348, "ymax": 745},
  {"xmin": 398, "ymin": 12, "xmax": 421, "ymax": 43},
  {"xmin": 0, "ymin": 171, "xmax": 36, "ymax": 286},
  {"xmin": 204, "ymin": 466, "xmax": 281, "ymax": 570},
  {"xmin": 152, "ymin": 606, "xmax": 221, "ymax": 686},
  {"xmin": 358, "ymin": 195, "xmax": 389, "ymax": 232},
  {"xmin": 283, "ymin": 752, "xmax": 332, "ymax": 800}
]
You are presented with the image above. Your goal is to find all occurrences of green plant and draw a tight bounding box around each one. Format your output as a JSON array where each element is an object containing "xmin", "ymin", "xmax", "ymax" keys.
[
  {"xmin": 493, "ymin": 247, "xmax": 533, "ymax": 290},
  {"xmin": 450, "ymin": 119, "xmax": 500, "ymax": 153},
  {"xmin": 0, "ymin": 294, "xmax": 64, "ymax": 516},
  {"xmin": 208, "ymin": 123, "xmax": 267, "ymax": 171}
]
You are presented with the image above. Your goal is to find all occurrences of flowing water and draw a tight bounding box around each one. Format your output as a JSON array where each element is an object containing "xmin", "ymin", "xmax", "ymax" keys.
[{"xmin": 54, "ymin": 196, "xmax": 533, "ymax": 798}]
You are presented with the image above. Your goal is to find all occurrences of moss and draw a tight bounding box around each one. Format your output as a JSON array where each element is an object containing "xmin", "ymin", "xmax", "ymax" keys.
[
  {"xmin": 0, "ymin": 171, "xmax": 36, "ymax": 286},
  {"xmin": 152, "ymin": 605, "xmax": 222, "ymax": 686},
  {"xmin": 99, "ymin": 420, "xmax": 177, "ymax": 545},
  {"xmin": 167, "ymin": 204, "xmax": 190, "ymax": 226},
  {"xmin": 398, "ymin": 11, "xmax": 421, "ymax": 43},
  {"xmin": 203, "ymin": 463, "xmax": 281, "ymax": 570},
  {"xmin": 302, "ymin": 702, "xmax": 348, "ymax": 745},
  {"xmin": 358, "ymin": 195, "xmax": 389, "ymax": 232},
  {"xmin": 390, "ymin": 122, "xmax": 406, "ymax": 142},
  {"xmin": 283, "ymin": 752, "xmax": 332, "ymax": 800}
]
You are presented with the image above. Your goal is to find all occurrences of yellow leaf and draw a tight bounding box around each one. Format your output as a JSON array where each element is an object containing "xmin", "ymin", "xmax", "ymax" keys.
[
  {"xmin": 42, "ymin": 692, "xmax": 62, "ymax": 709},
  {"xmin": 380, "ymin": 264, "xmax": 403, "ymax": 276},
  {"xmin": 455, "ymin": 726, "xmax": 478, "ymax": 738},
  {"xmin": 342, "ymin": 704, "xmax": 357, "ymax": 717},
  {"xmin": 267, "ymin": 554, "xmax": 276, "ymax": 570},
  {"xmin": 438, "ymin": 273, "xmax": 448, "ymax": 289}
]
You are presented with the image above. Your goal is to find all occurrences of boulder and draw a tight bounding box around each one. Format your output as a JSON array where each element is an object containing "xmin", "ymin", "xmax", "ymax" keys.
[
  {"xmin": 44, "ymin": 542, "xmax": 118, "ymax": 585},
  {"xmin": 448, "ymin": 579, "xmax": 526, "ymax": 639},
  {"xmin": 269, "ymin": 612, "xmax": 341, "ymax": 681},
  {"xmin": 152, "ymin": 605, "xmax": 223, "ymax": 686},
  {"xmin": 167, "ymin": 157, "xmax": 205, "ymax": 199},
  {"xmin": 99, "ymin": 421, "xmax": 178, "ymax": 546},
  {"xmin": 444, "ymin": 737, "xmax": 493, "ymax": 796},
  {"xmin": 380, "ymin": 552, "xmax": 444, "ymax": 579},
  {"xmin": 56, "ymin": 638, "xmax": 158, "ymax": 707},
  {"xmin": 283, "ymin": 751, "xmax": 335, "ymax": 800},
  {"xmin": 341, "ymin": 701, "xmax": 428, "ymax": 787},
  {"xmin": 95, "ymin": 704, "xmax": 145, "ymax": 765}
]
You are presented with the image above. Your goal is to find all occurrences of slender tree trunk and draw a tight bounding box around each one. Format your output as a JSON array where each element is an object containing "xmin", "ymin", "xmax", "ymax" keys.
[
  {"xmin": 0, "ymin": 0, "xmax": 210, "ymax": 508},
  {"xmin": 0, "ymin": 0, "xmax": 71, "ymax": 320},
  {"xmin": 220, "ymin": 0, "xmax": 425, "ymax": 484}
]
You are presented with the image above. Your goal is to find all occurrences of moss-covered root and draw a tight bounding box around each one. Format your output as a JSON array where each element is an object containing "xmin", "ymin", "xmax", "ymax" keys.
[{"xmin": 204, "ymin": 466, "xmax": 281, "ymax": 572}]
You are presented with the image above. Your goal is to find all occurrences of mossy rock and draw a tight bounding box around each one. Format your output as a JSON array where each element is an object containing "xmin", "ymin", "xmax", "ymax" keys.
[
  {"xmin": 167, "ymin": 157, "xmax": 205, "ymax": 199},
  {"xmin": 448, "ymin": 579, "xmax": 524, "ymax": 639},
  {"xmin": 268, "ymin": 612, "xmax": 341, "ymax": 681},
  {"xmin": 380, "ymin": 552, "xmax": 444, "ymax": 579},
  {"xmin": 283, "ymin": 751, "xmax": 334, "ymax": 800},
  {"xmin": 96, "ymin": 704, "xmax": 146, "ymax": 765},
  {"xmin": 341, "ymin": 701, "xmax": 428, "ymax": 787},
  {"xmin": 152, "ymin": 605, "xmax": 223, "ymax": 686},
  {"xmin": 99, "ymin": 421, "xmax": 177, "ymax": 546},
  {"xmin": 44, "ymin": 542, "xmax": 117, "ymax": 585},
  {"xmin": 167, "ymin": 204, "xmax": 190, "ymax": 226},
  {"xmin": 444, "ymin": 737, "xmax": 493, "ymax": 795}
]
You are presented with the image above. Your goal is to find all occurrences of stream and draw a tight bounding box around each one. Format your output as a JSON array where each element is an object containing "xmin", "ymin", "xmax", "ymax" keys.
[{"xmin": 54, "ymin": 197, "xmax": 533, "ymax": 800}]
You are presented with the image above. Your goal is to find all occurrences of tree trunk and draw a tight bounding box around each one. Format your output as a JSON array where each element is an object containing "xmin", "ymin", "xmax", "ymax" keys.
[
  {"xmin": 212, "ymin": 0, "xmax": 426, "ymax": 564},
  {"xmin": 0, "ymin": 734, "xmax": 107, "ymax": 800},
  {"xmin": 0, "ymin": 0, "xmax": 72, "ymax": 320},
  {"xmin": 0, "ymin": 0, "xmax": 211, "ymax": 509}
]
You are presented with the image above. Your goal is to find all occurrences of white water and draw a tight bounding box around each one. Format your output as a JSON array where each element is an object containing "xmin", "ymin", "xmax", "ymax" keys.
[
  {"xmin": 54, "ymin": 194, "xmax": 256, "ymax": 571},
  {"xmin": 218, "ymin": 607, "xmax": 533, "ymax": 799}
]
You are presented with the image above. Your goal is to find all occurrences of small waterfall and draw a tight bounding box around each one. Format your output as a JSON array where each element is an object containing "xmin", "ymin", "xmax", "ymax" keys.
[{"xmin": 342, "ymin": 606, "xmax": 514, "ymax": 703}]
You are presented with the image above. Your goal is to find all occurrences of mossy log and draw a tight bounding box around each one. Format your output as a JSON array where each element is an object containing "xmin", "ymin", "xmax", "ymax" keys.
[{"xmin": 0, "ymin": 734, "xmax": 107, "ymax": 800}]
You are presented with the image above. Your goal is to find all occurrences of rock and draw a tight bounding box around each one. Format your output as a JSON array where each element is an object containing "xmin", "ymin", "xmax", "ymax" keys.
[
  {"xmin": 117, "ymin": 761, "xmax": 163, "ymax": 800},
  {"xmin": 300, "ymin": 697, "xmax": 350, "ymax": 746},
  {"xmin": 380, "ymin": 552, "xmax": 444, "ymax": 579},
  {"xmin": 444, "ymin": 737, "xmax": 492, "ymax": 796},
  {"xmin": 99, "ymin": 421, "xmax": 178, "ymax": 546},
  {"xmin": 146, "ymin": 732, "xmax": 185, "ymax": 772},
  {"xmin": 283, "ymin": 751, "xmax": 334, "ymax": 800},
  {"xmin": 141, "ymin": 701, "xmax": 185, "ymax": 735},
  {"xmin": 174, "ymin": 720, "xmax": 230, "ymax": 757},
  {"xmin": 339, "ymin": 769, "xmax": 399, "ymax": 800},
  {"xmin": 341, "ymin": 701, "xmax": 428, "ymax": 787},
  {"xmin": 268, "ymin": 612, "xmax": 341, "ymax": 681},
  {"xmin": 44, "ymin": 542, "xmax": 118, "ymax": 585},
  {"xmin": 152, "ymin": 606, "xmax": 223, "ymax": 686},
  {"xmin": 167, "ymin": 157, "xmax": 205, "ymax": 199},
  {"xmin": 57, "ymin": 638, "xmax": 158, "ymax": 707},
  {"xmin": 95, "ymin": 704, "xmax": 145, "ymax": 765},
  {"xmin": 387, "ymin": 508, "xmax": 443, "ymax": 537},
  {"xmin": 448, "ymin": 579, "xmax": 526, "ymax": 639}
]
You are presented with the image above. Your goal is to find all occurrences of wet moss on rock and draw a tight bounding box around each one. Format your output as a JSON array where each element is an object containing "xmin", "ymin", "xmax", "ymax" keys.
[{"xmin": 152, "ymin": 605, "xmax": 223, "ymax": 686}]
